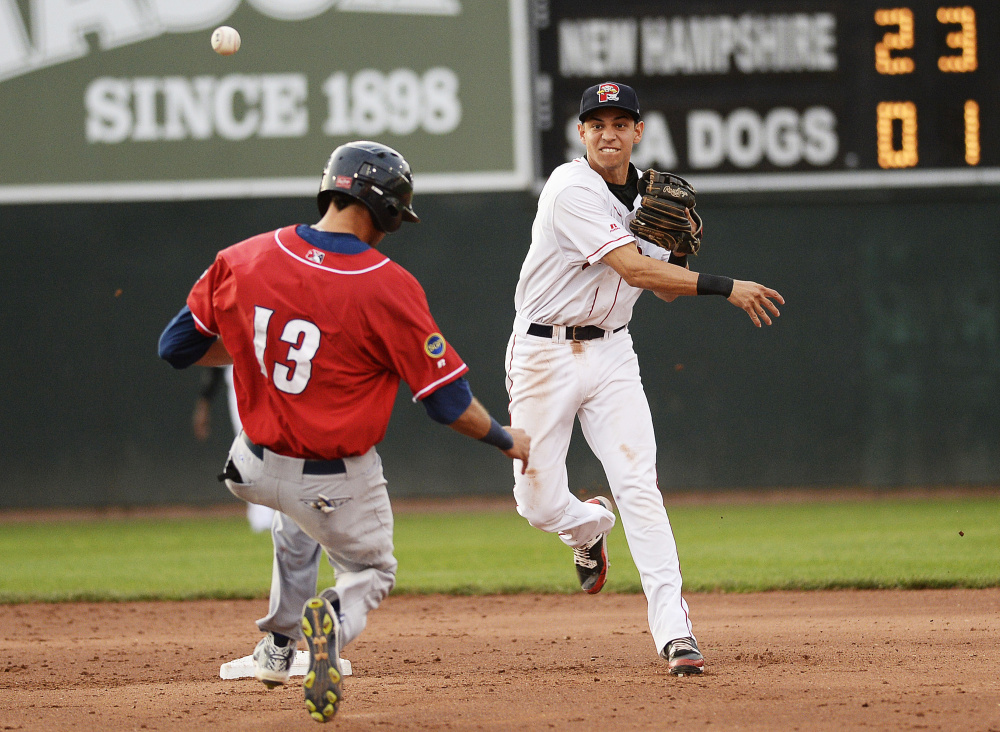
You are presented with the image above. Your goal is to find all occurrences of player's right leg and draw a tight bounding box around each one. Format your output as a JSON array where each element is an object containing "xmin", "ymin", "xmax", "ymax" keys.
[
  {"xmin": 257, "ymin": 514, "xmax": 322, "ymax": 638},
  {"xmin": 504, "ymin": 331, "xmax": 616, "ymax": 545}
]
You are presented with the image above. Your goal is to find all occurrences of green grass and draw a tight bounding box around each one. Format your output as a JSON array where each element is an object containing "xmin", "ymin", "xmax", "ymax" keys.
[{"xmin": 0, "ymin": 497, "xmax": 997, "ymax": 602}]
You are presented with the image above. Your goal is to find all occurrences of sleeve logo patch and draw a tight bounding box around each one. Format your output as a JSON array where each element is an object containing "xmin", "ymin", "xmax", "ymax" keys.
[{"xmin": 424, "ymin": 333, "xmax": 446, "ymax": 358}]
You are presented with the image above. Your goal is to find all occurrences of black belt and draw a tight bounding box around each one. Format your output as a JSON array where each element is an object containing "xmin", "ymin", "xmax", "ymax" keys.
[
  {"xmin": 527, "ymin": 323, "xmax": 627, "ymax": 341},
  {"xmin": 241, "ymin": 432, "xmax": 346, "ymax": 475}
]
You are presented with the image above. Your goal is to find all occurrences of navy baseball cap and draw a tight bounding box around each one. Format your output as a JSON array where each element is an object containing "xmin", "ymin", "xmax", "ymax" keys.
[{"xmin": 579, "ymin": 82, "xmax": 641, "ymax": 122}]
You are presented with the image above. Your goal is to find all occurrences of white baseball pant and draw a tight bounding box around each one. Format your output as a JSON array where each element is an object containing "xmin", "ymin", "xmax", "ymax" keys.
[{"xmin": 506, "ymin": 320, "xmax": 694, "ymax": 653}]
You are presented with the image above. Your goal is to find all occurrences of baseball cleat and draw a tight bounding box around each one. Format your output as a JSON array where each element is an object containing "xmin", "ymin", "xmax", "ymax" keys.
[
  {"xmin": 662, "ymin": 637, "xmax": 705, "ymax": 676},
  {"xmin": 573, "ymin": 496, "xmax": 613, "ymax": 594},
  {"xmin": 252, "ymin": 632, "xmax": 296, "ymax": 688},
  {"xmin": 301, "ymin": 596, "xmax": 344, "ymax": 723}
]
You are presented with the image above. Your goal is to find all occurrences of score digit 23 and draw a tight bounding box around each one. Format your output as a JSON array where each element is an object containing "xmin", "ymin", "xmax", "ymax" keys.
[{"xmin": 874, "ymin": 6, "xmax": 980, "ymax": 168}]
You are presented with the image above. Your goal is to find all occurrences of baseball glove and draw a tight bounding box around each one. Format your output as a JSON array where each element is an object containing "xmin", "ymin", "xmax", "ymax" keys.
[{"xmin": 629, "ymin": 170, "xmax": 703, "ymax": 255}]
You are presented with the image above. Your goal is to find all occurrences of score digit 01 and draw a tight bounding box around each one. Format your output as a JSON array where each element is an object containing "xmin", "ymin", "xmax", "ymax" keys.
[{"xmin": 874, "ymin": 5, "xmax": 980, "ymax": 168}]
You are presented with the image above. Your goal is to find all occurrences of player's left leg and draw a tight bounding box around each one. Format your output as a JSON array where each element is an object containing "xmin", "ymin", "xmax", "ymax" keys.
[
  {"xmin": 578, "ymin": 333, "xmax": 695, "ymax": 655},
  {"xmin": 256, "ymin": 513, "xmax": 323, "ymax": 641}
]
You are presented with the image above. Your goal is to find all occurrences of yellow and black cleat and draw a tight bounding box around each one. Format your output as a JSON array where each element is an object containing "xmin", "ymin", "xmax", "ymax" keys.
[{"xmin": 302, "ymin": 597, "xmax": 344, "ymax": 723}]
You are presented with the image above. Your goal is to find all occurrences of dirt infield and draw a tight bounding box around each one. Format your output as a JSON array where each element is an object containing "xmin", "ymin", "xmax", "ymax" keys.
[{"xmin": 2, "ymin": 589, "xmax": 998, "ymax": 731}]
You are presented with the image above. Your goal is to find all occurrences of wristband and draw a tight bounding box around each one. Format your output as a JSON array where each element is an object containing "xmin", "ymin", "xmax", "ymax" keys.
[
  {"xmin": 479, "ymin": 417, "xmax": 514, "ymax": 450},
  {"xmin": 696, "ymin": 273, "xmax": 734, "ymax": 297}
]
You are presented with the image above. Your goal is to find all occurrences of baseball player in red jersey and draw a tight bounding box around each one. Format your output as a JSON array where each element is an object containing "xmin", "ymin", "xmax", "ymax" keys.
[
  {"xmin": 505, "ymin": 83, "xmax": 783, "ymax": 676},
  {"xmin": 159, "ymin": 141, "xmax": 530, "ymax": 722}
]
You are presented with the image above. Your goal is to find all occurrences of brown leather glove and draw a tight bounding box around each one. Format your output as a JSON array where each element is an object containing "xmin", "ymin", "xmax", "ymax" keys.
[{"xmin": 629, "ymin": 170, "xmax": 702, "ymax": 255}]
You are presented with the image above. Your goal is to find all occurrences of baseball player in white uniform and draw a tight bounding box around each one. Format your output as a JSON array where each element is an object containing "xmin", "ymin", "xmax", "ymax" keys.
[{"xmin": 506, "ymin": 82, "xmax": 784, "ymax": 675}]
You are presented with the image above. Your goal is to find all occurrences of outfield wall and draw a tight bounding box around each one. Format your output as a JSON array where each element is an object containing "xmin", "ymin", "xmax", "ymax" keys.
[{"xmin": 1, "ymin": 189, "xmax": 998, "ymax": 508}]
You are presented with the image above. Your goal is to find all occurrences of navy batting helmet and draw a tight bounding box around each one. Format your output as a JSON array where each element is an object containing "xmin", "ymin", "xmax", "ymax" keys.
[{"xmin": 317, "ymin": 141, "xmax": 420, "ymax": 232}]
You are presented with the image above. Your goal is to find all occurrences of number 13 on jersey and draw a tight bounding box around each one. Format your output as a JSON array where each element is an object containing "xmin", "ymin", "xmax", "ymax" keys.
[{"xmin": 254, "ymin": 306, "xmax": 321, "ymax": 395}]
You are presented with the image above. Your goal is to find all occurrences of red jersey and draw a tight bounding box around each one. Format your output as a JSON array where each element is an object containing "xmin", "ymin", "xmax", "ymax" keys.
[{"xmin": 187, "ymin": 225, "xmax": 468, "ymax": 459}]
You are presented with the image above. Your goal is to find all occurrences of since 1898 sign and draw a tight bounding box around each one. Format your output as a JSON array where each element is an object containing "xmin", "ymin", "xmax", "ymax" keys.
[{"xmin": 0, "ymin": 1, "xmax": 532, "ymax": 202}]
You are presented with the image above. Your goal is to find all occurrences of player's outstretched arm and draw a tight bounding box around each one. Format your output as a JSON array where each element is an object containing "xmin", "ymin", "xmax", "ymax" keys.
[
  {"xmin": 499, "ymin": 428, "xmax": 531, "ymax": 470},
  {"xmin": 602, "ymin": 243, "xmax": 699, "ymax": 296},
  {"xmin": 601, "ymin": 244, "xmax": 784, "ymax": 326},
  {"xmin": 727, "ymin": 280, "xmax": 784, "ymax": 327},
  {"xmin": 448, "ymin": 397, "xmax": 531, "ymax": 473},
  {"xmin": 192, "ymin": 397, "xmax": 212, "ymax": 440}
]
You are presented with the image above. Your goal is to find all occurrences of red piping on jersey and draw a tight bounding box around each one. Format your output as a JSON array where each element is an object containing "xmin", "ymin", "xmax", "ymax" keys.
[
  {"xmin": 586, "ymin": 233, "xmax": 633, "ymax": 262},
  {"xmin": 190, "ymin": 310, "xmax": 218, "ymax": 337},
  {"xmin": 505, "ymin": 335, "xmax": 516, "ymax": 416},
  {"xmin": 587, "ymin": 288, "xmax": 598, "ymax": 318},
  {"xmin": 411, "ymin": 363, "xmax": 470, "ymax": 402},
  {"xmin": 597, "ymin": 278, "xmax": 623, "ymax": 326},
  {"xmin": 274, "ymin": 228, "xmax": 391, "ymax": 275}
]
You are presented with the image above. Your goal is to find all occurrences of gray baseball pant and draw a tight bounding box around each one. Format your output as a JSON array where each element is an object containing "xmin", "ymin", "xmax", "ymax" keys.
[{"xmin": 224, "ymin": 433, "xmax": 398, "ymax": 647}]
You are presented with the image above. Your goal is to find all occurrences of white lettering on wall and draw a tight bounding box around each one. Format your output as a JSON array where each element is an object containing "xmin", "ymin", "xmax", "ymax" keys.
[
  {"xmin": 86, "ymin": 78, "xmax": 133, "ymax": 144},
  {"xmin": 84, "ymin": 74, "xmax": 309, "ymax": 143},
  {"xmin": 559, "ymin": 19, "xmax": 637, "ymax": 77},
  {"xmin": 0, "ymin": 0, "xmax": 30, "ymax": 75},
  {"xmin": 322, "ymin": 67, "xmax": 461, "ymax": 136},
  {"xmin": 687, "ymin": 107, "xmax": 838, "ymax": 169},
  {"xmin": 163, "ymin": 77, "xmax": 216, "ymax": 139},
  {"xmin": 247, "ymin": 0, "xmax": 333, "ymax": 21},
  {"xmin": 32, "ymin": 0, "xmax": 155, "ymax": 62},
  {"xmin": 260, "ymin": 75, "xmax": 309, "ymax": 137},
  {"xmin": 145, "ymin": 0, "xmax": 239, "ymax": 32},
  {"xmin": 0, "ymin": 0, "xmax": 462, "ymax": 83},
  {"xmin": 639, "ymin": 13, "xmax": 837, "ymax": 75}
]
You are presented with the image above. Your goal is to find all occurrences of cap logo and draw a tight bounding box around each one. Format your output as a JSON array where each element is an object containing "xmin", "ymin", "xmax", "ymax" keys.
[
  {"xmin": 334, "ymin": 175, "xmax": 353, "ymax": 189},
  {"xmin": 597, "ymin": 83, "xmax": 620, "ymax": 103}
]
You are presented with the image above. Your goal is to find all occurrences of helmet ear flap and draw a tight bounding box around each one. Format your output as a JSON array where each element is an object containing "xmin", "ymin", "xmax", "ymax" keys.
[
  {"xmin": 317, "ymin": 190, "xmax": 332, "ymax": 217},
  {"xmin": 378, "ymin": 203, "xmax": 402, "ymax": 232}
]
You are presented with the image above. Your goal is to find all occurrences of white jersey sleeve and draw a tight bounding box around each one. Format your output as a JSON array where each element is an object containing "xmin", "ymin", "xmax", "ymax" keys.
[
  {"xmin": 636, "ymin": 238, "xmax": 672, "ymax": 263},
  {"xmin": 552, "ymin": 179, "xmax": 636, "ymax": 266}
]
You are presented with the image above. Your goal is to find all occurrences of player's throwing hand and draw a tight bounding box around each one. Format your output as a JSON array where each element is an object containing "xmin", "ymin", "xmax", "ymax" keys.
[{"xmin": 727, "ymin": 281, "xmax": 785, "ymax": 327}]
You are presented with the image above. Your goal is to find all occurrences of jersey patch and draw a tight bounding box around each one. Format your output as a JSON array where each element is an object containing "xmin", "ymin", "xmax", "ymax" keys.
[
  {"xmin": 424, "ymin": 333, "xmax": 446, "ymax": 358},
  {"xmin": 306, "ymin": 249, "xmax": 325, "ymax": 264}
]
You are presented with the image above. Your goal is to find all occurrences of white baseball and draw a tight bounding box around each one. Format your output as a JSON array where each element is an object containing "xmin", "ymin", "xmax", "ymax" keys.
[{"xmin": 211, "ymin": 26, "xmax": 241, "ymax": 56}]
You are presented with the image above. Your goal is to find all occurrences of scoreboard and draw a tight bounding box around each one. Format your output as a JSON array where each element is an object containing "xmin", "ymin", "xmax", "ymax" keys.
[{"xmin": 535, "ymin": 1, "xmax": 1000, "ymax": 191}]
